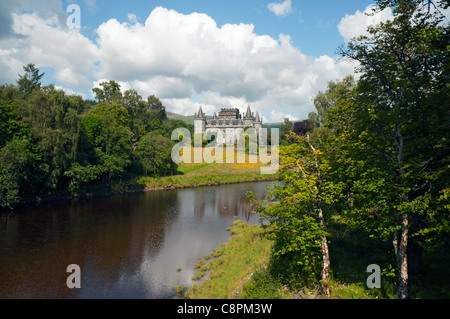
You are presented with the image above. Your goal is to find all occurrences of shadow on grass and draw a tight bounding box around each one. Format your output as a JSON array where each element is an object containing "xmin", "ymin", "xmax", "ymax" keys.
[{"xmin": 328, "ymin": 221, "xmax": 450, "ymax": 299}]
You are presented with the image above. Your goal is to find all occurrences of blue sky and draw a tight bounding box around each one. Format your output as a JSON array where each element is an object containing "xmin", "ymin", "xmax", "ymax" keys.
[
  {"xmin": 0, "ymin": 0, "xmax": 394, "ymax": 122},
  {"xmin": 76, "ymin": 0, "xmax": 374, "ymax": 56}
]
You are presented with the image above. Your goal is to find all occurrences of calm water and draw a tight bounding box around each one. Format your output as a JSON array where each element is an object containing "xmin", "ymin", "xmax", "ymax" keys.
[{"xmin": 0, "ymin": 181, "xmax": 276, "ymax": 299}]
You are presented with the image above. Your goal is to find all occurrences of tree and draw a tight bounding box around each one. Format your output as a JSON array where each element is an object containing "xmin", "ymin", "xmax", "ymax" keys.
[
  {"xmin": 134, "ymin": 132, "xmax": 177, "ymax": 176},
  {"xmin": 147, "ymin": 94, "xmax": 167, "ymax": 122},
  {"xmin": 0, "ymin": 137, "xmax": 43, "ymax": 208},
  {"xmin": 280, "ymin": 118, "xmax": 293, "ymax": 144},
  {"xmin": 308, "ymin": 75, "xmax": 356, "ymax": 129},
  {"xmin": 334, "ymin": 0, "xmax": 449, "ymax": 298},
  {"xmin": 0, "ymin": 98, "xmax": 23, "ymax": 148},
  {"xmin": 92, "ymin": 80, "xmax": 122, "ymax": 103},
  {"xmin": 249, "ymin": 131, "xmax": 342, "ymax": 296},
  {"xmin": 18, "ymin": 87, "xmax": 86, "ymax": 192},
  {"xmin": 82, "ymin": 102, "xmax": 132, "ymax": 184},
  {"xmin": 17, "ymin": 63, "xmax": 44, "ymax": 97},
  {"xmin": 292, "ymin": 120, "xmax": 313, "ymax": 136}
]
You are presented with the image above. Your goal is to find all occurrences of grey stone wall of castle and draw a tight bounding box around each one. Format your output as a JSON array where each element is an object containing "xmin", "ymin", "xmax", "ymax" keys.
[{"xmin": 194, "ymin": 105, "xmax": 262, "ymax": 144}]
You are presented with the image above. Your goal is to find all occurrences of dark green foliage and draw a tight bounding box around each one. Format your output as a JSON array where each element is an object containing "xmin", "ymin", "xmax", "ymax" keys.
[
  {"xmin": 279, "ymin": 118, "xmax": 293, "ymax": 144},
  {"xmin": 0, "ymin": 137, "xmax": 43, "ymax": 208},
  {"xmin": 241, "ymin": 268, "xmax": 284, "ymax": 299},
  {"xmin": 16, "ymin": 63, "xmax": 44, "ymax": 97},
  {"xmin": 292, "ymin": 120, "xmax": 312, "ymax": 136},
  {"xmin": 134, "ymin": 132, "xmax": 177, "ymax": 176},
  {"xmin": 0, "ymin": 65, "xmax": 185, "ymax": 207}
]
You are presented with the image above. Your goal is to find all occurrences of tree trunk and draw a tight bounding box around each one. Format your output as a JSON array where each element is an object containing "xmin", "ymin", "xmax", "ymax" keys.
[
  {"xmin": 320, "ymin": 234, "xmax": 331, "ymax": 297},
  {"xmin": 397, "ymin": 212, "xmax": 409, "ymax": 299},
  {"xmin": 318, "ymin": 206, "xmax": 331, "ymax": 297}
]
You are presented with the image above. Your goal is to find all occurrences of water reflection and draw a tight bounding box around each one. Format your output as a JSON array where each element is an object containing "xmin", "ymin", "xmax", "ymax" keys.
[{"xmin": 0, "ymin": 181, "xmax": 276, "ymax": 299}]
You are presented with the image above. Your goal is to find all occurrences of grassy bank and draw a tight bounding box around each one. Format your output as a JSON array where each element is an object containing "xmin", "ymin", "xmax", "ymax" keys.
[
  {"xmin": 8, "ymin": 147, "xmax": 278, "ymax": 210},
  {"xmin": 183, "ymin": 220, "xmax": 394, "ymax": 299},
  {"xmin": 183, "ymin": 218, "xmax": 449, "ymax": 299},
  {"xmin": 185, "ymin": 220, "xmax": 274, "ymax": 299},
  {"xmin": 135, "ymin": 148, "xmax": 279, "ymax": 191}
]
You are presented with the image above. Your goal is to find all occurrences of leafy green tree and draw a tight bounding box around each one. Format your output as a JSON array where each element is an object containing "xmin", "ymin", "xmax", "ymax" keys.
[
  {"xmin": 18, "ymin": 87, "xmax": 86, "ymax": 191},
  {"xmin": 0, "ymin": 137, "xmax": 43, "ymax": 208},
  {"xmin": 122, "ymin": 88, "xmax": 148, "ymax": 139},
  {"xmin": 280, "ymin": 118, "xmax": 293, "ymax": 144},
  {"xmin": 308, "ymin": 75, "xmax": 356, "ymax": 129},
  {"xmin": 134, "ymin": 132, "xmax": 176, "ymax": 176},
  {"xmin": 334, "ymin": 0, "xmax": 449, "ymax": 298},
  {"xmin": 92, "ymin": 80, "xmax": 122, "ymax": 103},
  {"xmin": 0, "ymin": 99, "xmax": 24, "ymax": 148},
  {"xmin": 250, "ymin": 132, "xmax": 342, "ymax": 296},
  {"xmin": 17, "ymin": 63, "xmax": 44, "ymax": 97},
  {"xmin": 82, "ymin": 102, "xmax": 132, "ymax": 184},
  {"xmin": 147, "ymin": 94, "xmax": 167, "ymax": 122}
]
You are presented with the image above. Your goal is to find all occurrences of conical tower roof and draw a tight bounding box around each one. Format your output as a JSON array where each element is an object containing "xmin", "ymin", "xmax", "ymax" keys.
[
  {"xmin": 255, "ymin": 111, "xmax": 261, "ymax": 122},
  {"xmin": 196, "ymin": 105, "xmax": 205, "ymax": 118},
  {"xmin": 245, "ymin": 105, "xmax": 252, "ymax": 118}
]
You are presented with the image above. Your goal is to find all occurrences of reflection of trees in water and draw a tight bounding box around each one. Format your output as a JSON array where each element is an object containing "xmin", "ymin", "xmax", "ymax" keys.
[
  {"xmin": 0, "ymin": 191, "xmax": 180, "ymax": 298},
  {"xmin": 0, "ymin": 182, "xmax": 275, "ymax": 298},
  {"xmin": 193, "ymin": 184, "xmax": 256, "ymax": 222}
]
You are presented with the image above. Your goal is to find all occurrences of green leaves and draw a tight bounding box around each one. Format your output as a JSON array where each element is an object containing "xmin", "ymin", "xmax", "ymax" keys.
[
  {"xmin": 134, "ymin": 132, "xmax": 177, "ymax": 176},
  {"xmin": 1, "ymin": 64, "xmax": 184, "ymax": 206},
  {"xmin": 17, "ymin": 63, "xmax": 44, "ymax": 98}
]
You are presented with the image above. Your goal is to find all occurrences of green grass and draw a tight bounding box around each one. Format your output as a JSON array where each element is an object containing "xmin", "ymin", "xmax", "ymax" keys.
[
  {"xmin": 136, "ymin": 147, "xmax": 279, "ymax": 191},
  {"xmin": 185, "ymin": 217, "xmax": 449, "ymax": 299},
  {"xmin": 185, "ymin": 220, "xmax": 274, "ymax": 299}
]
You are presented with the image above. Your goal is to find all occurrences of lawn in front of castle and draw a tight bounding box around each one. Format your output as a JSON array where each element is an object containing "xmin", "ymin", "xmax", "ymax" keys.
[{"xmin": 136, "ymin": 147, "xmax": 279, "ymax": 191}]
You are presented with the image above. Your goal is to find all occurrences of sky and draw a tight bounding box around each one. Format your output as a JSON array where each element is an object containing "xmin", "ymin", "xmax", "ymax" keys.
[{"xmin": 0, "ymin": 0, "xmax": 402, "ymax": 122}]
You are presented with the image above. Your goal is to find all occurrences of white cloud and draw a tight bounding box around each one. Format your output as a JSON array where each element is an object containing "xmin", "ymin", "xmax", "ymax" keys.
[
  {"xmin": 55, "ymin": 85, "xmax": 87, "ymax": 99},
  {"xmin": 92, "ymin": 79, "xmax": 132, "ymax": 97},
  {"xmin": 2, "ymin": 11, "xmax": 99, "ymax": 89},
  {"xmin": 338, "ymin": 5, "xmax": 393, "ymax": 42},
  {"xmin": 0, "ymin": 5, "xmax": 357, "ymax": 122},
  {"xmin": 127, "ymin": 13, "xmax": 138, "ymax": 24},
  {"xmin": 268, "ymin": 0, "xmax": 292, "ymax": 17}
]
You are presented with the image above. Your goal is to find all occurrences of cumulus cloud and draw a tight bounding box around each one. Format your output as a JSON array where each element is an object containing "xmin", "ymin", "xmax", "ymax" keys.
[
  {"xmin": 338, "ymin": 5, "xmax": 394, "ymax": 42},
  {"xmin": 127, "ymin": 13, "xmax": 138, "ymax": 24},
  {"xmin": 0, "ymin": 4, "xmax": 357, "ymax": 122},
  {"xmin": 268, "ymin": 0, "xmax": 292, "ymax": 17},
  {"xmin": 55, "ymin": 85, "xmax": 87, "ymax": 99},
  {"xmin": 11, "ymin": 12, "xmax": 99, "ymax": 89}
]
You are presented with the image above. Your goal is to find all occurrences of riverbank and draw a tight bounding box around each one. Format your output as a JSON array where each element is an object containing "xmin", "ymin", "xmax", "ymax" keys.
[
  {"xmin": 183, "ymin": 220, "xmax": 395, "ymax": 299},
  {"xmin": 185, "ymin": 220, "xmax": 275, "ymax": 299},
  {"xmin": 5, "ymin": 152, "xmax": 279, "ymax": 211},
  {"xmin": 138, "ymin": 159, "xmax": 278, "ymax": 191},
  {"xmin": 184, "ymin": 219, "xmax": 450, "ymax": 299}
]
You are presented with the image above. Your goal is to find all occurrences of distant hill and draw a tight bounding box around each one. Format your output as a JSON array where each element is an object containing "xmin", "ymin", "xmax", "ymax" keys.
[
  {"xmin": 262, "ymin": 122, "xmax": 282, "ymax": 129},
  {"xmin": 166, "ymin": 112, "xmax": 195, "ymax": 125},
  {"xmin": 166, "ymin": 111, "xmax": 282, "ymax": 128}
]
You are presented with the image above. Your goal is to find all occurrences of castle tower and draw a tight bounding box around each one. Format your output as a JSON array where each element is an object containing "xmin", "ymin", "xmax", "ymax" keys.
[
  {"xmin": 254, "ymin": 111, "xmax": 262, "ymax": 132},
  {"xmin": 243, "ymin": 105, "xmax": 254, "ymax": 127},
  {"xmin": 194, "ymin": 106, "xmax": 206, "ymax": 135}
]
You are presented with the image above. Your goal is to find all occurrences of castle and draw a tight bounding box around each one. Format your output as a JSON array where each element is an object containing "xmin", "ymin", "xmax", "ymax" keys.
[{"xmin": 194, "ymin": 105, "xmax": 262, "ymax": 145}]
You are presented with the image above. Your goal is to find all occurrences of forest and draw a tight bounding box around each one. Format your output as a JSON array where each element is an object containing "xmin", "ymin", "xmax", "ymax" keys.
[
  {"xmin": 0, "ymin": 72, "xmax": 192, "ymax": 209},
  {"xmin": 249, "ymin": 0, "xmax": 449, "ymax": 299}
]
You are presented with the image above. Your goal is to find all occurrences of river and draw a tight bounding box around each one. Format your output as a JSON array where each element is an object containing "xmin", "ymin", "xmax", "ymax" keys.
[{"xmin": 0, "ymin": 181, "xmax": 277, "ymax": 299}]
